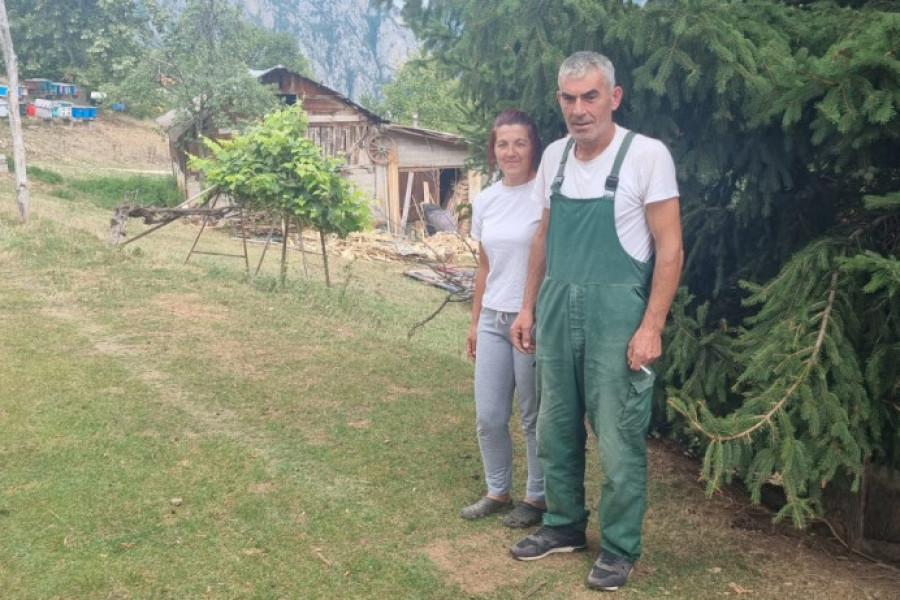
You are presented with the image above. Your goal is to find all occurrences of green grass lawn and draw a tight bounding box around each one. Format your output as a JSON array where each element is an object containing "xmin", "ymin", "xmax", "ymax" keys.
[{"xmin": 1, "ymin": 180, "xmax": 896, "ymax": 599}]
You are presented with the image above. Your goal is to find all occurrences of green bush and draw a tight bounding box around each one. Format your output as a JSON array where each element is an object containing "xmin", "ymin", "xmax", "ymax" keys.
[
  {"xmin": 28, "ymin": 166, "xmax": 65, "ymax": 185},
  {"xmin": 67, "ymin": 175, "xmax": 181, "ymax": 210}
]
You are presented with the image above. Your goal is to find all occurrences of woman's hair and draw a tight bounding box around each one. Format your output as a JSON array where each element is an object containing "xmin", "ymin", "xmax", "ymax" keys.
[{"xmin": 486, "ymin": 108, "xmax": 543, "ymax": 175}]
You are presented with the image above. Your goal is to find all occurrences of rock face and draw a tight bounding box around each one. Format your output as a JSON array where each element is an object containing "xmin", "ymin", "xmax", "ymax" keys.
[{"xmin": 211, "ymin": 0, "xmax": 418, "ymax": 101}]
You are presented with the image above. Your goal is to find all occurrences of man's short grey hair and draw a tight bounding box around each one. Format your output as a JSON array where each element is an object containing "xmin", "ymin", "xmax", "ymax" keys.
[{"xmin": 558, "ymin": 51, "xmax": 616, "ymax": 90}]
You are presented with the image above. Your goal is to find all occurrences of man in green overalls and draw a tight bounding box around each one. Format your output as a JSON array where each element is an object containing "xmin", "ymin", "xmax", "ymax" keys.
[{"xmin": 509, "ymin": 51, "xmax": 683, "ymax": 591}]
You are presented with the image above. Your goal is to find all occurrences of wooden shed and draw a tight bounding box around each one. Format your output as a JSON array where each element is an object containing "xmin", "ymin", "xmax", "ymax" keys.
[{"xmin": 158, "ymin": 66, "xmax": 479, "ymax": 235}]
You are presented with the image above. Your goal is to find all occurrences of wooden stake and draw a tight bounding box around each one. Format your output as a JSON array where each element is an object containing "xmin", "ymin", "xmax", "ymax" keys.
[
  {"xmin": 254, "ymin": 215, "xmax": 279, "ymax": 276},
  {"xmin": 239, "ymin": 205, "xmax": 249, "ymax": 272},
  {"xmin": 184, "ymin": 195, "xmax": 218, "ymax": 264},
  {"xmin": 319, "ymin": 229, "xmax": 331, "ymax": 287},
  {"xmin": 280, "ymin": 214, "xmax": 288, "ymax": 287}
]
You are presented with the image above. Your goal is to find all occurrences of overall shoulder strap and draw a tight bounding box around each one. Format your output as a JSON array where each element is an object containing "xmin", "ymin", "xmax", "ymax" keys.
[
  {"xmin": 550, "ymin": 137, "xmax": 576, "ymax": 195},
  {"xmin": 604, "ymin": 130, "xmax": 636, "ymax": 194}
]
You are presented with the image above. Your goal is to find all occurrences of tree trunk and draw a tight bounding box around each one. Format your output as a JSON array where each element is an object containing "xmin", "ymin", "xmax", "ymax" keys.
[
  {"xmin": 0, "ymin": 0, "xmax": 29, "ymax": 222},
  {"xmin": 822, "ymin": 462, "xmax": 869, "ymax": 549}
]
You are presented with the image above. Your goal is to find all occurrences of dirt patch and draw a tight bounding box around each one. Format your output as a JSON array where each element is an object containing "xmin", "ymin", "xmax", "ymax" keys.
[
  {"xmin": 423, "ymin": 532, "xmax": 531, "ymax": 596},
  {"xmin": 150, "ymin": 293, "xmax": 230, "ymax": 322},
  {"xmin": 249, "ymin": 482, "xmax": 277, "ymax": 495}
]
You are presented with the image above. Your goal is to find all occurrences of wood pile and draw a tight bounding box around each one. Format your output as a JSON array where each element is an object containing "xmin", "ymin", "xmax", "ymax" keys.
[{"xmin": 239, "ymin": 225, "xmax": 478, "ymax": 267}]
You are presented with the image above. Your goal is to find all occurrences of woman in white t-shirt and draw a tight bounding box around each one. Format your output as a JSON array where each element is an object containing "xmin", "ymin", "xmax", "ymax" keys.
[{"xmin": 460, "ymin": 109, "xmax": 546, "ymax": 528}]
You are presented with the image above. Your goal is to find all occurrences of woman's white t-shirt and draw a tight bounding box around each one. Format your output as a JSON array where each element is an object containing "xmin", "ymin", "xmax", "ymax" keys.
[
  {"xmin": 471, "ymin": 179, "xmax": 542, "ymax": 313},
  {"xmin": 531, "ymin": 125, "xmax": 679, "ymax": 263}
]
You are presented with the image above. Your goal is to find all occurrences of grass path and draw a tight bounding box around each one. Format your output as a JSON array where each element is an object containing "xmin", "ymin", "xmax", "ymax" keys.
[{"xmin": 1, "ymin": 190, "xmax": 898, "ymax": 598}]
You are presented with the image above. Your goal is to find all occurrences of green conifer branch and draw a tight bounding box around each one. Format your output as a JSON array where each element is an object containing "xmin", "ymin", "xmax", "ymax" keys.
[{"xmin": 670, "ymin": 269, "xmax": 840, "ymax": 444}]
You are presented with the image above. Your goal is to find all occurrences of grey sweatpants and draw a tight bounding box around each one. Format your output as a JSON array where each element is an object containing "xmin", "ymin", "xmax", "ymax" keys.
[{"xmin": 474, "ymin": 307, "xmax": 544, "ymax": 502}]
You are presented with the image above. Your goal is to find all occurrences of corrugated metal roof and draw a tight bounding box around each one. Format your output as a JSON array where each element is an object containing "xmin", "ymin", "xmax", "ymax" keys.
[{"xmin": 386, "ymin": 124, "xmax": 467, "ymax": 145}]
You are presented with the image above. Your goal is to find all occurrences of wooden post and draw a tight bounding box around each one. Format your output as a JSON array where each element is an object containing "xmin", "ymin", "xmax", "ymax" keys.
[
  {"xmin": 467, "ymin": 170, "xmax": 483, "ymax": 200},
  {"xmin": 398, "ymin": 172, "xmax": 414, "ymax": 238},
  {"xmin": 254, "ymin": 215, "xmax": 280, "ymax": 276},
  {"xmin": 296, "ymin": 217, "xmax": 309, "ymax": 279},
  {"xmin": 239, "ymin": 205, "xmax": 250, "ymax": 273},
  {"xmin": 387, "ymin": 153, "xmax": 400, "ymax": 234},
  {"xmin": 319, "ymin": 229, "xmax": 331, "ymax": 288},
  {"xmin": 280, "ymin": 215, "xmax": 288, "ymax": 287},
  {"xmin": 0, "ymin": 0, "xmax": 29, "ymax": 222},
  {"xmin": 184, "ymin": 195, "xmax": 218, "ymax": 264}
]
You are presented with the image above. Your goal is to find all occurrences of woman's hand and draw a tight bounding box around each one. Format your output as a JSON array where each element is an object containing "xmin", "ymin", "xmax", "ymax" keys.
[{"xmin": 466, "ymin": 324, "xmax": 478, "ymax": 360}]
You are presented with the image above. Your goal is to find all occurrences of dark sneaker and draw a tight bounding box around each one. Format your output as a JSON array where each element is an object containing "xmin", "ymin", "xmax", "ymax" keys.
[
  {"xmin": 585, "ymin": 550, "xmax": 634, "ymax": 591},
  {"xmin": 510, "ymin": 525, "xmax": 587, "ymax": 561}
]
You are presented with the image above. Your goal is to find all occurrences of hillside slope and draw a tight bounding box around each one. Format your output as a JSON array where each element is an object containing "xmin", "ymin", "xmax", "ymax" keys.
[{"xmin": 0, "ymin": 115, "xmax": 170, "ymax": 175}]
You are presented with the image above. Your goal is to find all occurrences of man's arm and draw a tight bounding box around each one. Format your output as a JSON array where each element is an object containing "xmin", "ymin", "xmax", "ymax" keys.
[
  {"xmin": 510, "ymin": 208, "xmax": 550, "ymax": 354},
  {"xmin": 627, "ymin": 198, "xmax": 683, "ymax": 370}
]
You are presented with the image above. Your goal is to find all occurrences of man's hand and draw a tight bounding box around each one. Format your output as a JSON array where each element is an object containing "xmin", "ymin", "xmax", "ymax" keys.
[
  {"xmin": 626, "ymin": 325, "xmax": 662, "ymax": 371},
  {"xmin": 627, "ymin": 198, "xmax": 683, "ymax": 371},
  {"xmin": 510, "ymin": 311, "xmax": 535, "ymax": 354}
]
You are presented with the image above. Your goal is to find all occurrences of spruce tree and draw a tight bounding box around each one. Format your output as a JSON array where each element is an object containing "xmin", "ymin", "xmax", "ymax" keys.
[{"xmin": 387, "ymin": 0, "xmax": 900, "ymax": 526}]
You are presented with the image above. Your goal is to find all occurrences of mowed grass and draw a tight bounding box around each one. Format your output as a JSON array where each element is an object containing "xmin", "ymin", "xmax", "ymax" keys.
[{"xmin": 0, "ymin": 176, "xmax": 895, "ymax": 599}]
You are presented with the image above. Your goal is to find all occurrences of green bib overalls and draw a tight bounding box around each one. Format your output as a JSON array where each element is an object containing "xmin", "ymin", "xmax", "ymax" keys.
[{"xmin": 536, "ymin": 132, "xmax": 655, "ymax": 561}]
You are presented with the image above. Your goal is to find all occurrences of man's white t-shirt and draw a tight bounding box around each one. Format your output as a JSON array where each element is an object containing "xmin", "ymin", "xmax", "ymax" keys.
[
  {"xmin": 471, "ymin": 179, "xmax": 543, "ymax": 313},
  {"xmin": 531, "ymin": 124, "xmax": 679, "ymax": 263}
]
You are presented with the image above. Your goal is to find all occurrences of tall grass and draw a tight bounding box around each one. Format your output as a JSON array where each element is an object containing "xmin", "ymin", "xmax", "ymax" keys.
[
  {"xmin": 19, "ymin": 165, "xmax": 180, "ymax": 210},
  {"xmin": 66, "ymin": 175, "xmax": 181, "ymax": 210},
  {"xmin": 27, "ymin": 165, "xmax": 65, "ymax": 184}
]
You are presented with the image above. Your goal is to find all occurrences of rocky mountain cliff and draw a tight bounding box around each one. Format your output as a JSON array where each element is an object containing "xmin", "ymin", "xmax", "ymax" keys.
[{"xmin": 161, "ymin": 0, "xmax": 418, "ymax": 102}]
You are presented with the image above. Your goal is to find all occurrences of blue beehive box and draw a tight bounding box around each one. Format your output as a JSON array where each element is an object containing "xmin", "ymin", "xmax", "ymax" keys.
[
  {"xmin": 71, "ymin": 106, "xmax": 96, "ymax": 121},
  {"xmin": 0, "ymin": 84, "xmax": 21, "ymax": 97}
]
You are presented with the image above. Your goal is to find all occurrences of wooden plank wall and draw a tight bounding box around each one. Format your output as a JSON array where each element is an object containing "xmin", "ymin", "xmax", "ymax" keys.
[
  {"xmin": 259, "ymin": 69, "xmax": 378, "ymax": 164},
  {"xmin": 306, "ymin": 123, "xmax": 372, "ymax": 163}
]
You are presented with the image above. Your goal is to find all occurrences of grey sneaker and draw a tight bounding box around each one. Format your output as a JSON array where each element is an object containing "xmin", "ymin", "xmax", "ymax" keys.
[
  {"xmin": 502, "ymin": 502, "xmax": 545, "ymax": 528},
  {"xmin": 509, "ymin": 525, "xmax": 587, "ymax": 561},
  {"xmin": 585, "ymin": 550, "xmax": 634, "ymax": 591},
  {"xmin": 459, "ymin": 496, "xmax": 512, "ymax": 519}
]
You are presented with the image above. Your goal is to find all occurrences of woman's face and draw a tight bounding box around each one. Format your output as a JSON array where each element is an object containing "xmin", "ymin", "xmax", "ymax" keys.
[{"xmin": 494, "ymin": 124, "xmax": 534, "ymax": 185}]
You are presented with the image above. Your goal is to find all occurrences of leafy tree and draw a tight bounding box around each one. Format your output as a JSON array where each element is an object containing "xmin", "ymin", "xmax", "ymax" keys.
[
  {"xmin": 5, "ymin": 0, "xmax": 155, "ymax": 88},
  {"xmin": 243, "ymin": 23, "xmax": 310, "ymax": 74},
  {"xmin": 110, "ymin": 0, "xmax": 283, "ymax": 128},
  {"xmin": 189, "ymin": 104, "xmax": 371, "ymax": 286},
  {"xmin": 368, "ymin": 49, "xmax": 468, "ymax": 133},
  {"xmin": 388, "ymin": 0, "xmax": 900, "ymax": 528}
]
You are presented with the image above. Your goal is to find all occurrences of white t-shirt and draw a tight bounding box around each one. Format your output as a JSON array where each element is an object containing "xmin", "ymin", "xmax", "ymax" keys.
[
  {"xmin": 532, "ymin": 124, "xmax": 679, "ymax": 263},
  {"xmin": 471, "ymin": 179, "xmax": 542, "ymax": 312}
]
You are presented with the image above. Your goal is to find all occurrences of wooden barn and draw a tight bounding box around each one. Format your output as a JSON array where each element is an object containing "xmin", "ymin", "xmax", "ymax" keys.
[{"xmin": 158, "ymin": 66, "xmax": 480, "ymax": 235}]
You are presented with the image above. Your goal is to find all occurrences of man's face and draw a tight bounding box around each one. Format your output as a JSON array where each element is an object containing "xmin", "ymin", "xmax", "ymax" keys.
[{"xmin": 557, "ymin": 69, "xmax": 623, "ymax": 150}]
